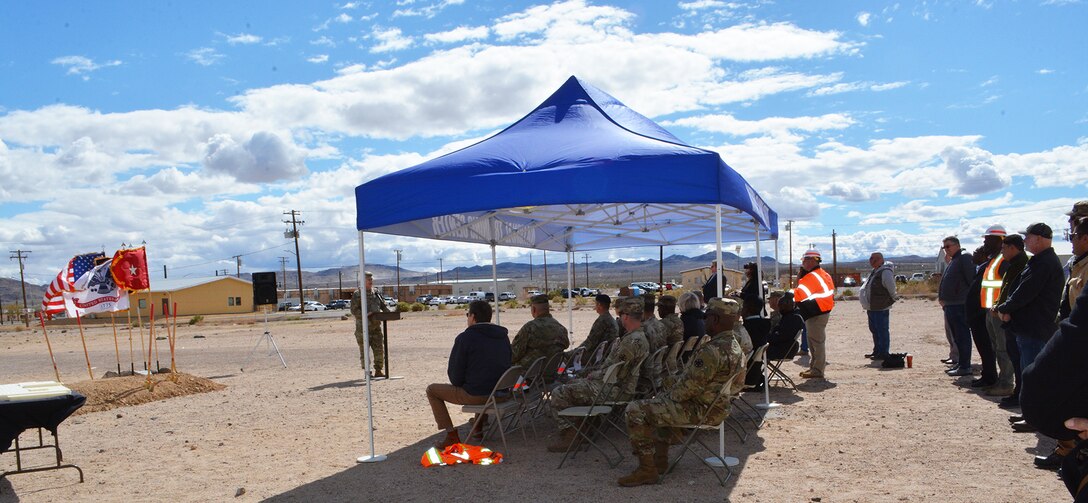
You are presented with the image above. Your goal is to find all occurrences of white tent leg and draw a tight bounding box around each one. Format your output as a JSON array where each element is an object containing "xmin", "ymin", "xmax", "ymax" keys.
[
  {"xmin": 706, "ymin": 205, "xmax": 738, "ymax": 468},
  {"xmin": 356, "ymin": 230, "xmax": 386, "ymax": 463},
  {"xmin": 566, "ymin": 250, "xmax": 573, "ymax": 342},
  {"xmin": 491, "ymin": 243, "xmax": 500, "ymax": 325},
  {"xmin": 755, "ymin": 225, "xmax": 780, "ymax": 412},
  {"xmin": 774, "ymin": 239, "xmax": 780, "ymax": 287}
]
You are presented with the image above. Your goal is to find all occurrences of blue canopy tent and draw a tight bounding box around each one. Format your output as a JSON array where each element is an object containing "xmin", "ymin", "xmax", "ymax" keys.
[{"xmin": 351, "ymin": 76, "xmax": 778, "ymax": 462}]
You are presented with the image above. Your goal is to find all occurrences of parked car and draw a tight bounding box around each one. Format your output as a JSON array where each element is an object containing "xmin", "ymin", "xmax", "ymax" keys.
[
  {"xmin": 560, "ymin": 288, "xmax": 579, "ymax": 298},
  {"xmin": 578, "ymin": 288, "xmax": 598, "ymax": 297},
  {"xmin": 279, "ymin": 301, "xmax": 299, "ymax": 311},
  {"xmin": 663, "ymin": 281, "xmax": 682, "ymax": 290},
  {"xmin": 630, "ymin": 282, "xmax": 661, "ymax": 292},
  {"xmin": 909, "ymin": 273, "xmax": 927, "ymax": 282},
  {"xmin": 499, "ymin": 292, "xmax": 515, "ymax": 301},
  {"xmin": 527, "ymin": 289, "xmax": 542, "ymax": 296},
  {"xmin": 895, "ymin": 274, "xmax": 908, "ymax": 283},
  {"xmin": 384, "ymin": 297, "xmax": 397, "ymax": 308},
  {"xmin": 427, "ymin": 297, "xmax": 447, "ymax": 306},
  {"xmin": 326, "ymin": 299, "xmax": 349, "ymax": 310},
  {"xmin": 416, "ymin": 295, "xmax": 433, "ymax": 304},
  {"xmin": 842, "ymin": 277, "xmax": 857, "ymax": 287},
  {"xmin": 303, "ymin": 301, "xmax": 326, "ymax": 311}
]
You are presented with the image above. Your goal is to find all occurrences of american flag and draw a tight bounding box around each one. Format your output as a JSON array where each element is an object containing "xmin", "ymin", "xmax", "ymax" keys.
[{"xmin": 42, "ymin": 252, "xmax": 105, "ymax": 314}]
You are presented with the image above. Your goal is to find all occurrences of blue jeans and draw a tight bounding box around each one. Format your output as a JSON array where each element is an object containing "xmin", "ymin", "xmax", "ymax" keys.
[
  {"xmin": 943, "ymin": 304, "xmax": 972, "ymax": 369},
  {"xmin": 1016, "ymin": 335, "xmax": 1048, "ymax": 372},
  {"xmin": 800, "ymin": 324, "xmax": 809, "ymax": 352},
  {"xmin": 867, "ymin": 309, "xmax": 890, "ymax": 356}
]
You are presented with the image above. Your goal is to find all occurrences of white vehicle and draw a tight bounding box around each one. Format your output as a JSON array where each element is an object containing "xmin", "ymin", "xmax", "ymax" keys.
[
  {"xmin": 303, "ymin": 301, "xmax": 326, "ymax": 311},
  {"xmin": 527, "ymin": 289, "xmax": 541, "ymax": 296},
  {"xmin": 499, "ymin": 292, "xmax": 516, "ymax": 301},
  {"xmin": 427, "ymin": 297, "xmax": 447, "ymax": 306},
  {"xmin": 578, "ymin": 288, "xmax": 598, "ymax": 297},
  {"xmin": 384, "ymin": 297, "xmax": 397, "ymax": 308},
  {"xmin": 466, "ymin": 291, "xmax": 487, "ymax": 301},
  {"xmin": 909, "ymin": 273, "xmax": 927, "ymax": 282}
]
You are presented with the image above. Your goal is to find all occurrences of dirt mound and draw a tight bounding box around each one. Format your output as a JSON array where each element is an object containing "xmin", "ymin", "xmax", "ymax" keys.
[{"xmin": 67, "ymin": 372, "xmax": 226, "ymax": 415}]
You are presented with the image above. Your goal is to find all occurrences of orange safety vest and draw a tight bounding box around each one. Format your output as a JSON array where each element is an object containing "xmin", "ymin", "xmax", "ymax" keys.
[
  {"xmin": 794, "ymin": 266, "xmax": 835, "ymax": 314},
  {"xmin": 980, "ymin": 255, "xmax": 1004, "ymax": 308},
  {"xmin": 421, "ymin": 443, "xmax": 503, "ymax": 467}
]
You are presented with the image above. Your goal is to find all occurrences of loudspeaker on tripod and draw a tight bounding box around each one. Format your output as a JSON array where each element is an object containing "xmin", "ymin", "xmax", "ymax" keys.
[{"xmin": 252, "ymin": 272, "xmax": 278, "ymax": 305}]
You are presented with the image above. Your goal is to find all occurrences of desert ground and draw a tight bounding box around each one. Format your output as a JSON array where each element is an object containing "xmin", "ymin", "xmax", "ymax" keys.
[{"xmin": 0, "ymin": 298, "xmax": 1070, "ymax": 502}]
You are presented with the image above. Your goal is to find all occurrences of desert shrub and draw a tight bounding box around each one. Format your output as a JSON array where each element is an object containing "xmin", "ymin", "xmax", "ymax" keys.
[
  {"xmin": 437, "ymin": 303, "xmax": 447, "ymax": 310},
  {"xmin": 504, "ymin": 300, "xmax": 519, "ymax": 309},
  {"xmin": 410, "ymin": 302, "xmax": 426, "ymax": 312},
  {"xmin": 188, "ymin": 315, "xmax": 204, "ymax": 325},
  {"xmin": 396, "ymin": 302, "xmax": 412, "ymax": 312}
]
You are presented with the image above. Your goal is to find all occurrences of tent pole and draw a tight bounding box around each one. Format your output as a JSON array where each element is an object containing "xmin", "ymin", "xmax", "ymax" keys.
[
  {"xmin": 755, "ymin": 224, "xmax": 780, "ymax": 412},
  {"xmin": 566, "ymin": 250, "xmax": 573, "ymax": 342},
  {"xmin": 491, "ymin": 243, "xmax": 499, "ymax": 325},
  {"xmin": 707, "ymin": 205, "xmax": 737, "ymax": 469},
  {"xmin": 357, "ymin": 230, "xmax": 385, "ymax": 464},
  {"xmin": 774, "ymin": 239, "xmax": 781, "ymax": 288}
]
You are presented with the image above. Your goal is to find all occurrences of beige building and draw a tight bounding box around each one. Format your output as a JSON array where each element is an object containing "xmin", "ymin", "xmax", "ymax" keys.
[{"xmin": 128, "ymin": 276, "xmax": 255, "ymax": 317}]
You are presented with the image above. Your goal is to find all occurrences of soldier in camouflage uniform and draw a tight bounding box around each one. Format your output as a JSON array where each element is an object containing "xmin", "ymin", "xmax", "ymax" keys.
[
  {"xmin": 575, "ymin": 294, "xmax": 619, "ymax": 367},
  {"xmin": 657, "ymin": 295, "xmax": 684, "ymax": 346},
  {"xmin": 618, "ymin": 297, "xmax": 744, "ymax": 487},
  {"xmin": 511, "ymin": 294, "xmax": 570, "ymax": 374},
  {"xmin": 351, "ymin": 272, "xmax": 390, "ymax": 377},
  {"xmin": 547, "ymin": 297, "xmax": 649, "ymax": 452},
  {"xmin": 639, "ymin": 294, "xmax": 666, "ymax": 392}
]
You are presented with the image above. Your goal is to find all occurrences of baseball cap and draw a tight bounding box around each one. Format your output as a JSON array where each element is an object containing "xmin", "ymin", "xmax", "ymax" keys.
[
  {"xmin": 705, "ymin": 297, "xmax": 740, "ymax": 317},
  {"xmin": 1066, "ymin": 201, "xmax": 1088, "ymax": 218},
  {"xmin": 1019, "ymin": 222, "xmax": 1053, "ymax": 240},
  {"xmin": 530, "ymin": 294, "xmax": 550, "ymax": 305}
]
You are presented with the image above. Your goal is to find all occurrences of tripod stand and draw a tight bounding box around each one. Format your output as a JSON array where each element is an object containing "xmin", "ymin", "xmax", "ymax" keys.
[{"xmin": 242, "ymin": 307, "xmax": 287, "ymax": 371}]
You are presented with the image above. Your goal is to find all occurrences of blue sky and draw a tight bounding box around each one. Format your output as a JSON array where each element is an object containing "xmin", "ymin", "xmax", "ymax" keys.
[{"xmin": 1, "ymin": 0, "xmax": 1086, "ymax": 284}]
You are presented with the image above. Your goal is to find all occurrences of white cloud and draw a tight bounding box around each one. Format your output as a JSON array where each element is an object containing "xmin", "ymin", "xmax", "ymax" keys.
[
  {"xmin": 307, "ymin": 54, "xmax": 330, "ymax": 63},
  {"xmin": 203, "ymin": 132, "xmax": 309, "ymax": 183},
  {"xmin": 996, "ymin": 142, "xmax": 1088, "ymax": 188},
  {"xmin": 808, "ymin": 80, "xmax": 907, "ymax": 96},
  {"xmin": 822, "ymin": 182, "xmax": 876, "ymax": 201},
  {"xmin": 679, "ymin": 0, "xmax": 729, "ymax": 10},
  {"xmin": 870, "ymin": 81, "xmax": 908, "ymax": 91},
  {"xmin": 665, "ymin": 112, "xmax": 854, "ymax": 137},
  {"xmin": 311, "ymin": 36, "xmax": 336, "ymax": 47},
  {"xmin": 227, "ymin": 33, "xmax": 262, "ymax": 45},
  {"xmin": 493, "ymin": 0, "xmax": 633, "ymax": 41},
  {"xmin": 856, "ymin": 11, "xmax": 872, "ymax": 26},
  {"xmin": 394, "ymin": 0, "xmax": 465, "ymax": 18},
  {"xmin": 369, "ymin": 27, "xmax": 414, "ymax": 52},
  {"xmin": 424, "ymin": 25, "xmax": 490, "ymax": 44},
  {"xmin": 1037, "ymin": 68, "xmax": 1054, "ymax": 75},
  {"xmin": 50, "ymin": 55, "xmax": 122, "ymax": 77},
  {"xmin": 765, "ymin": 186, "xmax": 820, "ymax": 220},
  {"xmin": 643, "ymin": 22, "xmax": 861, "ymax": 62},
  {"xmin": 336, "ymin": 13, "xmax": 352, "ymax": 23},
  {"xmin": 185, "ymin": 47, "xmax": 225, "ymax": 66},
  {"xmin": 339, "ymin": 2, "xmax": 359, "ymax": 8},
  {"xmin": 940, "ymin": 145, "xmax": 1010, "ymax": 196}
]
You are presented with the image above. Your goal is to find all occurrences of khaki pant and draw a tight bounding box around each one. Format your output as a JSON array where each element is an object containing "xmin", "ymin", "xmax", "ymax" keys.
[
  {"xmin": 426, "ymin": 383, "xmax": 488, "ymax": 431},
  {"xmin": 355, "ymin": 320, "xmax": 385, "ymax": 373},
  {"xmin": 806, "ymin": 313, "xmax": 829, "ymax": 374}
]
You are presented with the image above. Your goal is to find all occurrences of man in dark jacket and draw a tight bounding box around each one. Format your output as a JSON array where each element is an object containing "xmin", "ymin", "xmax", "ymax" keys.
[
  {"xmin": 966, "ymin": 247, "xmax": 998, "ymax": 388},
  {"xmin": 995, "ymin": 223, "xmax": 1064, "ymax": 379},
  {"xmin": 767, "ymin": 292, "xmax": 804, "ymax": 360},
  {"xmin": 939, "ymin": 236, "xmax": 976, "ymax": 377},
  {"xmin": 993, "ymin": 234, "xmax": 1029, "ymax": 407},
  {"xmin": 702, "ymin": 260, "xmax": 724, "ymax": 302},
  {"xmin": 426, "ymin": 300, "xmax": 512, "ymax": 448}
]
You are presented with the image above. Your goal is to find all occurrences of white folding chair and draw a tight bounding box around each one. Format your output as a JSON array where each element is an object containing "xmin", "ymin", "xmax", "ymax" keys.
[
  {"xmin": 555, "ymin": 362, "xmax": 626, "ymax": 469},
  {"xmin": 462, "ymin": 365, "xmax": 524, "ymax": 454}
]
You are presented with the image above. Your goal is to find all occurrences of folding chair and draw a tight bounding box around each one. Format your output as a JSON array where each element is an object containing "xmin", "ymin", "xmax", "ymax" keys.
[
  {"xmin": 555, "ymin": 362, "xmax": 626, "ymax": 469},
  {"xmin": 665, "ymin": 371, "xmax": 746, "ymax": 486},
  {"xmin": 678, "ymin": 336, "xmax": 699, "ymax": 365},
  {"xmin": 648, "ymin": 347, "xmax": 669, "ymax": 396},
  {"xmin": 663, "ymin": 340, "xmax": 684, "ymax": 376},
  {"xmin": 562, "ymin": 347, "xmax": 586, "ymax": 375},
  {"xmin": 598, "ymin": 355, "xmax": 649, "ymax": 441},
  {"xmin": 510, "ymin": 356, "xmax": 547, "ymax": 438},
  {"xmin": 590, "ymin": 339, "xmax": 612, "ymax": 367},
  {"xmin": 766, "ymin": 333, "xmax": 801, "ymax": 391},
  {"xmin": 462, "ymin": 365, "xmax": 524, "ymax": 454},
  {"xmin": 733, "ymin": 344, "xmax": 770, "ymax": 431},
  {"xmin": 536, "ymin": 352, "xmax": 567, "ymax": 421}
]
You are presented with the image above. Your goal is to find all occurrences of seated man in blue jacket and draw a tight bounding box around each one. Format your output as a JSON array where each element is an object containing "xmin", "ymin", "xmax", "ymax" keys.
[{"xmin": 427, "ymin": 300, "xmax": 512, "ymax": 448}]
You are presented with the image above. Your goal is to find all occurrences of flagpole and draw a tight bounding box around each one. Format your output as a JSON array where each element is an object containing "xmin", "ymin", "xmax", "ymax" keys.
[
  {"xmin": 136, "ymin": 303, "xmax": 147, "ymax": 371},
  {"xmin": 149, "ymin": 292, "xmax": 160, "ymax": 371},
  {"xmin": 38, "ymin": 312, "xmax": 61, "ymax": 382},
  {"xmin": 110, "ymin": 312, "xmax": 121, "ymax": 374},
  {"xmin": 170, "ymin": 301, "xmax": 178, "ymax": 379},
  {"xmin": 147, "ymin": 304, "xmax": 155, "ymax": 387},
  {"xmin": 75, "ymin": 314, "xmax": 94, "ymax": 380},
  {"xmin": 126, "ymin": 306, "xmax": 135, "ymax": 374}
]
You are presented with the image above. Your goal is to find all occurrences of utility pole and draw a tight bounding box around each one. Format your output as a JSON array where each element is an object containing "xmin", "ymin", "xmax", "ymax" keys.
[
  {"xmin": 284, "ymin": 210, "xmax": 305, "ymax": 313},
  {"xmin": 832, "ymin": 229, "xmax": 838, "ymax": 277},
  {"xmin": 232, "ymin": 254, "xmax": 242, "ymax": 277},
  {"xmin": 529, "ymin": 253, "xmax": 533, "ymax": 282},
  {"xmin": 278, "ymin": 256, "xmax": 289, "ymax": 291},
  {"xmin": 394, "ymin": 249, "xmax": 402, "ymax": 301},
  {"xmin": 9, "ymin": 250, "xmax": 30, "ymax": 327},
  {"xmin": 338, "ymin": 270, "xmax": 343, "ymax": 298},
  {"xmin": 438, "ymin": 258, "xmax": 443, "ymax": 284},
  {"xmin": 658, "ymin": 246, "xmax": 663, "ymax": 286},
  {"xmin": 583, "ymin": 253, "xmax": 591, "ymax": 289},
  {"xmin": 543, "ymin": 251, "xmax": 549, "ymax": 292},
  {"xmin": 163, "ymin": 264, "xmax": 168, "ymax": 279},
  {"xmin": 786, "ymin": 220, "xmax": 794, "ymax": 287}
]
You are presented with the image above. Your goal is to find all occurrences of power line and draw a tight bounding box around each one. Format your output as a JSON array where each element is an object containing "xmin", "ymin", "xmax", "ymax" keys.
[{"xmin": 8, "ymin": 250, "xmax": 31, "ymax": 327}]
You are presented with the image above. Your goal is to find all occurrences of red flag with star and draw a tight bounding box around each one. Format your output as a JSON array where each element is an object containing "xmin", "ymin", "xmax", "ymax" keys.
[{"xmin": 111, "ymin": 247, "xmax": 150, "ymax": 291}]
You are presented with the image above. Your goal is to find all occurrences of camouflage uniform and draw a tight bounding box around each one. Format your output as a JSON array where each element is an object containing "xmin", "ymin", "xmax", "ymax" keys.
[
  {"xmin": 659, "ymin": 313, "xmax": 684, "ymax": 346},
  {"xmin": 351, "ymin": 288, "xmax": 390, "ymax": 374},
  {"xmin": 625, "ymin": 323, "xmax": 744, "ymax": 456},
  {"xmin": 551, "ymin": 326, "xmax": 649, "ymax": 431},
  {"xmin": 639, "ymin": 317, "xmax": 666, "ymax": 391},
  {"xmin": 511, "ymin": 313, "xmax": 569, "ymax": 370},
  {"xmin": 576, "ymin": 312, "xmax": 619, "ymax": 366}
]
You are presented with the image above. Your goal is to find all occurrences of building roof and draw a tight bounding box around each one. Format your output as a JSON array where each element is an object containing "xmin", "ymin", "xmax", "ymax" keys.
[{"xmin": 150, "ymin": 276, "xmax": 251, "ymax": 293}]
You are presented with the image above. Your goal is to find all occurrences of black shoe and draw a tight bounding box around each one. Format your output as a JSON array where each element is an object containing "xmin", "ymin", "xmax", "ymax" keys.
[
  {"xmin": 864, "ymin": 352, "xmax": 875, "ymax": 358},
  {"xmin": 1034, "ymin": 452, "xmax": 1064, "ymax": 470},
  {"xmin": 1008, "ymin": 415, "xmax": 1024, "ymax": 423},
  {"xmin": 940, "ymin": 358, "xmax": 955, "ymax": 364},
  {"xmin": 1011, "ymin": 420, "xmax": 1038, "ymax": 433},
  {"xmin": 970, "ymin": 379, "xmax": 995, "ymax": 388},
  {"xmin": 998, "ymin": 396, "xmax": 1020, "ymax": 409}
]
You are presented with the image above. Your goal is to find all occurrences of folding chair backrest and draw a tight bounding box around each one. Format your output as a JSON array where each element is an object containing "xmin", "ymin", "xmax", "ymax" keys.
[
  {"xmin": 592, "ymin": 339, "xmax": 612, "ymax": 365},
  {"xmin": 696, "ymin": 371, "xmax": 744, "ymax": 426},
  {"xmin": 599, "ymin": 361, "xmax": 625, "ymax": 386},
  {"xmin": 566, "ymin": 347, "xmax": 586, "ymax": 373},
  {"xmin": 665, "ymin": 340, "xmax": 683, "ymax": 374},
  {"xmin": 491, "ymin": 365, "xmax": 524, "ymax": 399},
  {"xmin": 542, "ymin": 352, "xmax": 565, "ymax": 382},
  {"xmin": 521, "ymin": 356, "xmax": 546, "ymax": 390},
  {"xmin": 751, "ymin": 344, "xmax": 768, "ymax": 367}
]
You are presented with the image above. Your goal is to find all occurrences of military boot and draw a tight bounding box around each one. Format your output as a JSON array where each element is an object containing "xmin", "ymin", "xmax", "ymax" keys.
[
  {"xmin": 546, "ymin": 429, "xmax": 578, "ymax": 453},
  {"xmin": 617, "ymin": 453, "xmax": 660, "ymax": 487},
  {"xmin": 653, "ymin": 441, "xmax": 670, "ymax": 475}
]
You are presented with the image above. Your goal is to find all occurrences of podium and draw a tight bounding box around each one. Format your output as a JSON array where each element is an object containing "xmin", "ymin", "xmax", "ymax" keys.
[
  {"xmin": 373, "ymin": 311, "xmax": 401, "ymax": 378},
  {"xmin": 0, "ymin": 382, "xmax": 86, "ymax": 488}
]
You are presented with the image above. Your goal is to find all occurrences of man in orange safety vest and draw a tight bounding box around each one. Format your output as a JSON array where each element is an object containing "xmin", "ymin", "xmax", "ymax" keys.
[
  {"xmin": 980, "ymin": 225, "xmax": 1015, "ymax": 395},
  {"xmin": 794, "ymin": 249, "xmax": 835, "ymax": 379}
]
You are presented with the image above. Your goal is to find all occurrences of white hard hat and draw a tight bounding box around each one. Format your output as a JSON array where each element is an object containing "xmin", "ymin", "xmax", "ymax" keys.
[
  {"xmin": 983, "ymin": 225, "xmax": 1007, "ymax": 237},
  {"xmin": 803, "ymin": 249, "xmax": 821, "ymax": 260}
]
